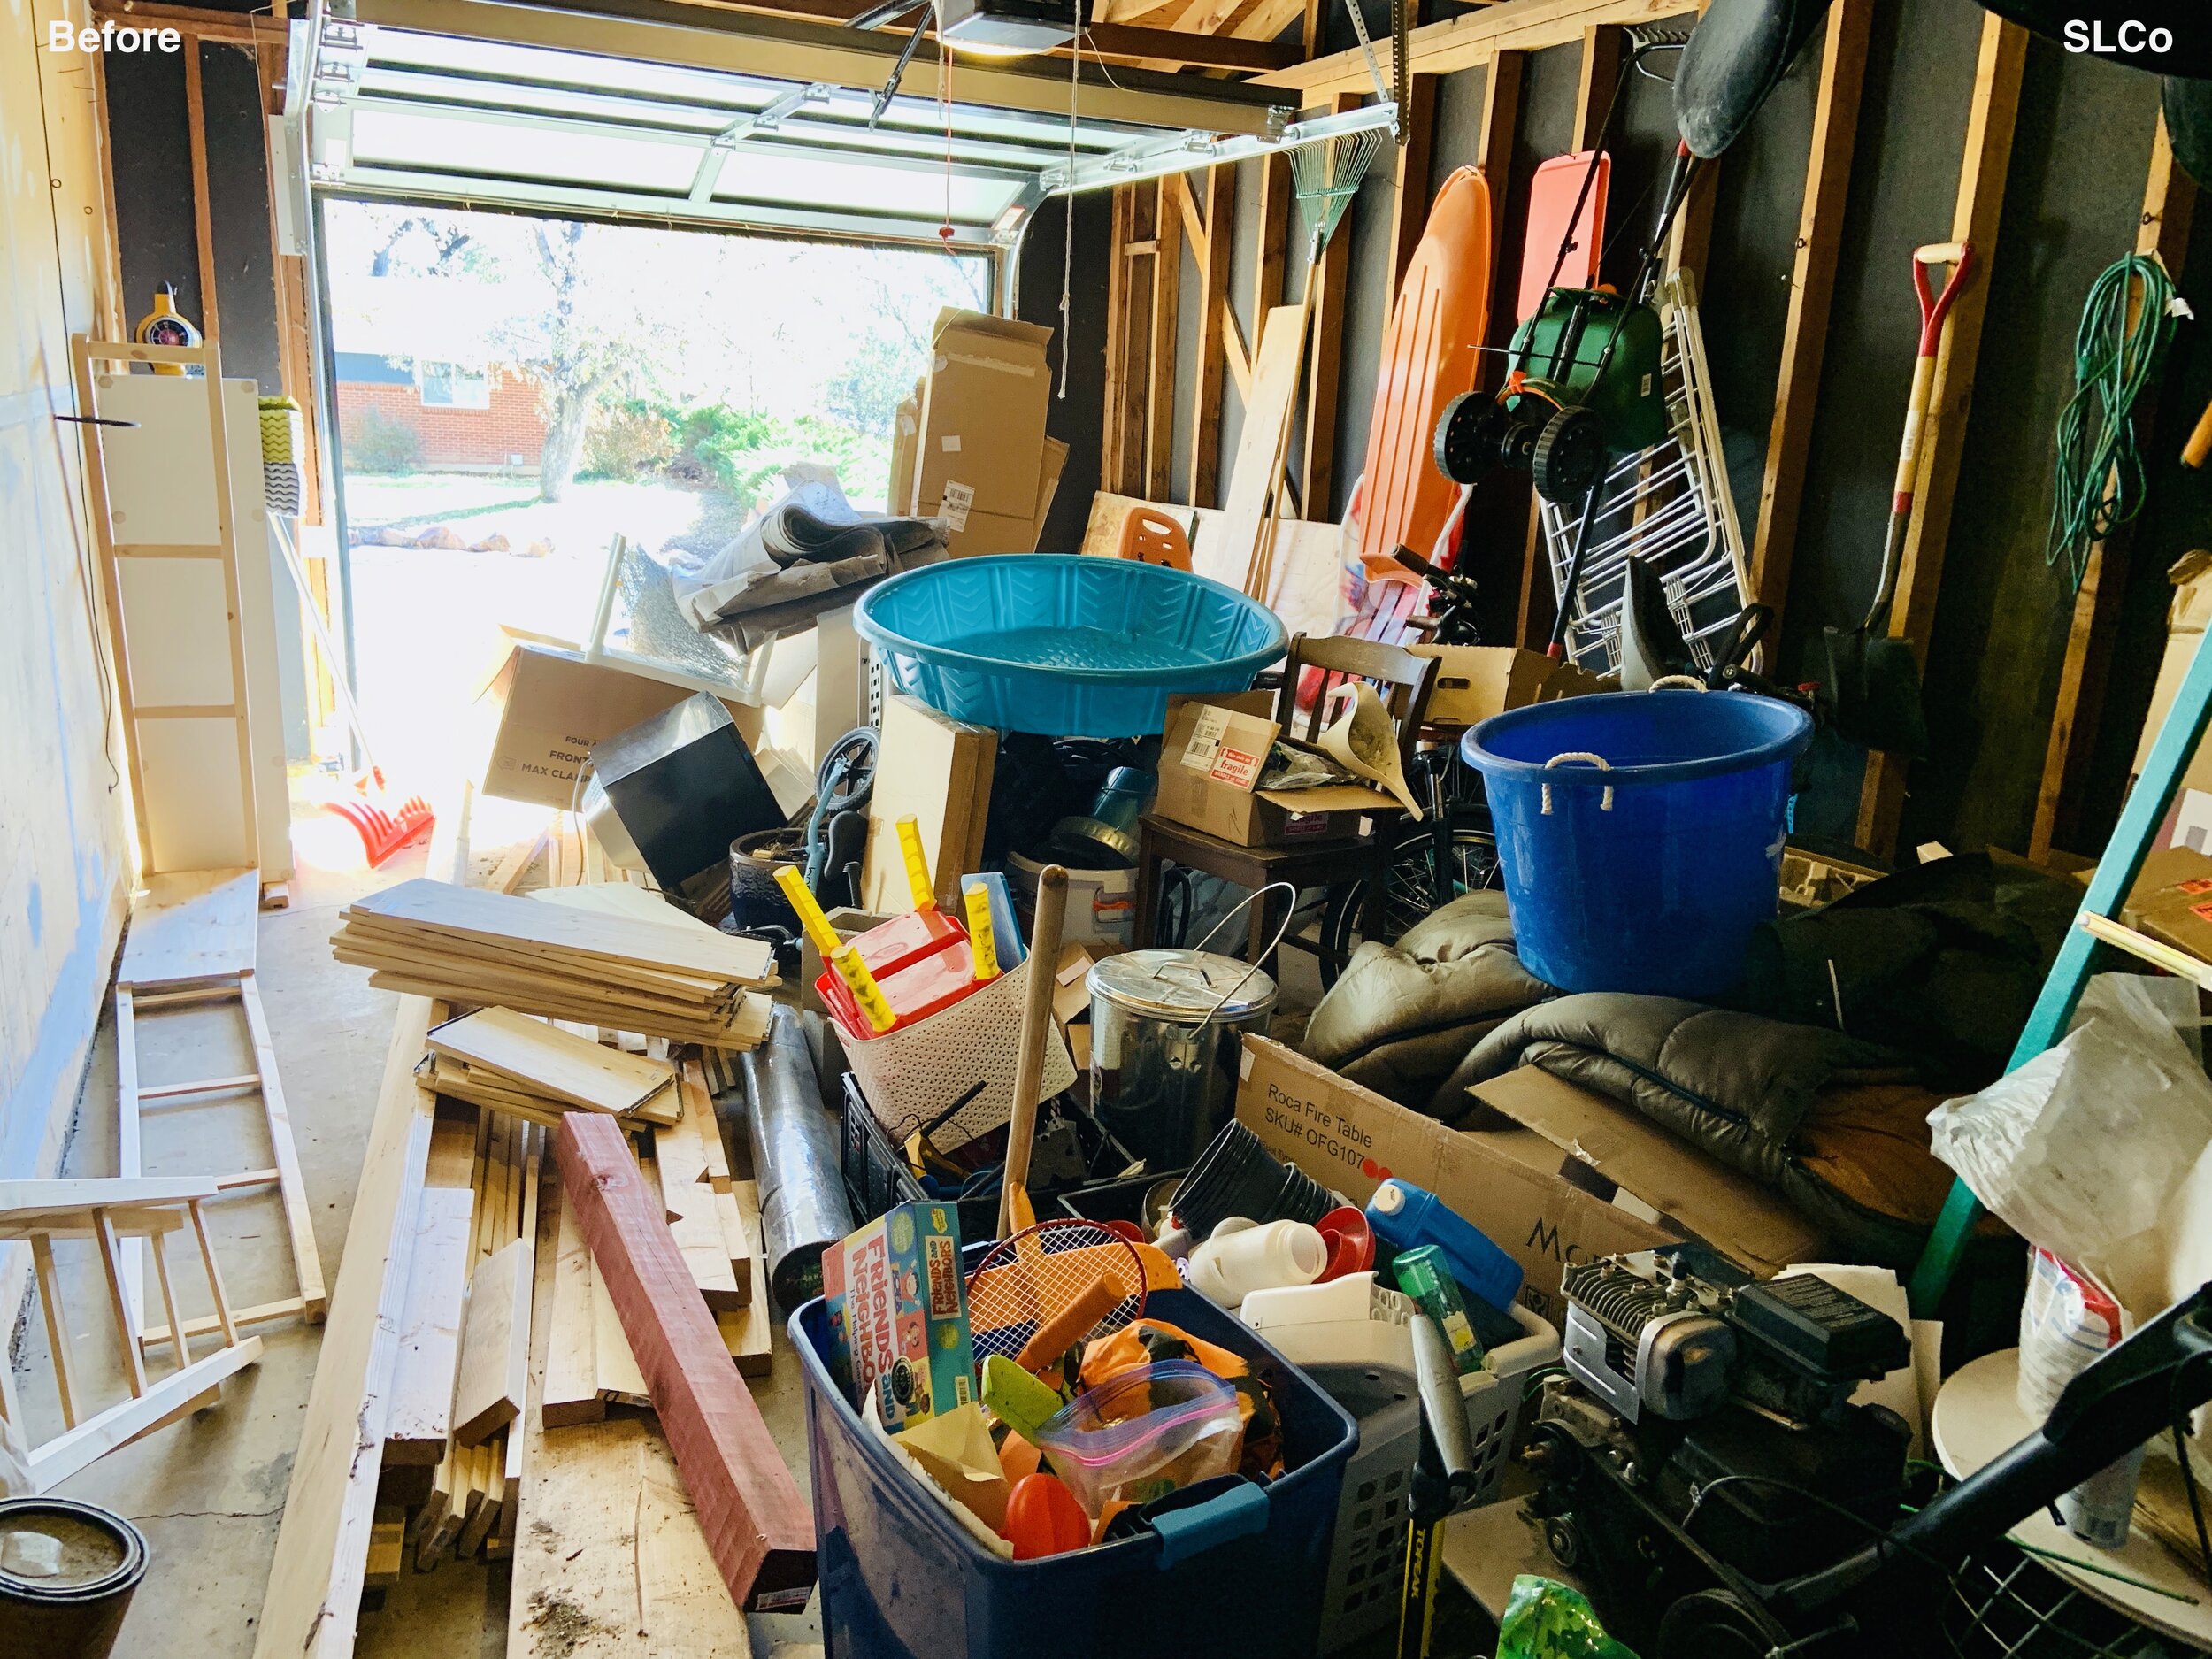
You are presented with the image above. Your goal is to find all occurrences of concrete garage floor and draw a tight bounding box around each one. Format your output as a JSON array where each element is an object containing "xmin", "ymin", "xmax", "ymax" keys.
[{"xmin": 7, "ymin": 827, "xmax": 821, "ymax": 1657}]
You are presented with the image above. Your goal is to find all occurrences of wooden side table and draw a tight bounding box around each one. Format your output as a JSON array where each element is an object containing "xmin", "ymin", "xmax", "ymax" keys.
[{"xmin": 1132, "ymin": 812, "xmax": 1394, "ymax": 979}]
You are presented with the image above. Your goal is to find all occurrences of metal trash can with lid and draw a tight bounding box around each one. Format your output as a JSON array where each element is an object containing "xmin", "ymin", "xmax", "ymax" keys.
[{"xmin": 1087, "ymin": 945, "xmax": 1276, "ymax": 1170}]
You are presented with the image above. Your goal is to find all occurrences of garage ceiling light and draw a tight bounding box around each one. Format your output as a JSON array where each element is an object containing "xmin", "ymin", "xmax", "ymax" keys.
[{"xmin": 933, "ymin": 0, "xmax": 1075, "ymax": 56}]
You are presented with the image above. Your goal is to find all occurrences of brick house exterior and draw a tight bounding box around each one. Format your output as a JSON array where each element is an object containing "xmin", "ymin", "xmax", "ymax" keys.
[{"xmin": 337, "ymin": 352, "xmax": 547, "ymax": 471}]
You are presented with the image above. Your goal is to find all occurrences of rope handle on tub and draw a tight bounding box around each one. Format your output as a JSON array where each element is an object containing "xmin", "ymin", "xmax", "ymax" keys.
[
  {"xmin": 1648, "ymin": 675, "xmax": 1707, "ymax": 692},
  {"xmin": 1542, "ymin": 752, "xmax": 1613, "ymax": 814}
]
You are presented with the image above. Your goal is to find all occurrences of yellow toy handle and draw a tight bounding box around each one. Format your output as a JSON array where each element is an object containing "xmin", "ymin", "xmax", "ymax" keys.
[
  {"xmin": 963, "ymin": 882, "xmax": 999, "ymax": 982},
  {"xmin": 895, "ymin": 815, "xmax": 935, "ymax": 912},
  {"xmin": 774, "ymin": 864, "xmax": 842, "ymax": 961},
  {"xmin": 831, "ymin": 944, "xmax": 896, "ymax": 1033}
]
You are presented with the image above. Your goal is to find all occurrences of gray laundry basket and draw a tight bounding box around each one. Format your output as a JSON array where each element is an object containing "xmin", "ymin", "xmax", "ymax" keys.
[{"xmin": 1309, "ymin": 1300, "xmax": 1562, "ymax": 1653}]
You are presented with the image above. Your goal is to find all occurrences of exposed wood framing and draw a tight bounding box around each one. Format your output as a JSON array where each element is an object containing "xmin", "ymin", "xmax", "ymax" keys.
[
  {"xmin": 1185, "ymin": 168, "xmax": 1235, "ymax": 506},
  {"xmin": 1747, "ymin": 0, "xmax": 1870, "ymax": 631},
  {"xmin": 1855, "ymin": 12, "xmax": 2028, "ymax": 856},
  {"xmin": 1387, "ymin": 74, "xmax": 1441, "ymax": 299},
  {"xmin": 2030, "ymin": 116, "xmax": 2196, "ymax": 859},
  {"xmin": 1302, "ymin": 90, "xmax": 1360, "ymax": 524},
  {"xmin": 1517, "ymin": 27, "xmax": 1620, "ymax": 649},
  {"xmin": 180, "ymin": 40, "xmax": 221, "ymax": 348},
  {"xmin": 1263, "ymin": 0, "xmax": 1699, "ymax": 96},
  {"xmin": 1476, "ymin": 50, "xmax": 1525, "ymax": 370},
  {"xmin": 1147, "ymin": 176, "xmax": 1184, "ymax": 502},
  {"xmin": 1102, "ymin": 185, "xmax": 1151, "ymax": 496}
]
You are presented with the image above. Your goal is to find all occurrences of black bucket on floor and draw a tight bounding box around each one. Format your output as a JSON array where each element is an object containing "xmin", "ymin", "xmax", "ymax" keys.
[{"xmin": 0, "ymin": 1497, "xmax": 150, "ymax": 1659}]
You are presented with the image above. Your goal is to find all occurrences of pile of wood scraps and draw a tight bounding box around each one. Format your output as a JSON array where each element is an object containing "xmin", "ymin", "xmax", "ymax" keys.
[
  {"xmin": 330, "ymin": 877, "xmax": 775, "ymax": 1048},
  {"xmin": 420, "ymin": 1005, "xmax": 681, "ymax": 1132}
]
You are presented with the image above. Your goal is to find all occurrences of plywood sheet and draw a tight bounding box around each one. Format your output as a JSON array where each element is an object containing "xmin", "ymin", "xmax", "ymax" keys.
[
  {"xmin": 429, "ymin": 1006, "xmax": 675, "ymax": 1116},
  {"xmin": 859, "ymin": 695, "xmax": 996, "ymax": 914},
  {"xmin": 119, "ymin": 867, "xmax": 258, "ymax": 988}
]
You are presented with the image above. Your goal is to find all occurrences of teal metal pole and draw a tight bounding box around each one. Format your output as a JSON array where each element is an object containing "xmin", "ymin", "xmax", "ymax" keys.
[{"xmin": 1905, "ymin": 624, "xmax": 2212, "ymax": 1317}]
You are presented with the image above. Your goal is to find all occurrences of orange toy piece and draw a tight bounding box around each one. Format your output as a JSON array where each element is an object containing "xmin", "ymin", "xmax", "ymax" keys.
[
  {"xmin": 1355, "ymin": 166, "xmax": 1493, "ymax": 585},
  {"xmin": 1114, "ymin": 505, "xmax": 1194, "ymax": 571},
  {"xmin": 1002, "ymin": 1472, "xmax": 1092, "ymax": 1559}
]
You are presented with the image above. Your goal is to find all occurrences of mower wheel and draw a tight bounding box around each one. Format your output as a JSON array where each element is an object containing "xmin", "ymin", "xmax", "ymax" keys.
[
  {"xmin": 1432, "ymin": 391, "xmax": 1513, "ymax": 485},
  {"xmin": 1532, "ymin": 404, "xmax": 1606, "ymax": 502}
]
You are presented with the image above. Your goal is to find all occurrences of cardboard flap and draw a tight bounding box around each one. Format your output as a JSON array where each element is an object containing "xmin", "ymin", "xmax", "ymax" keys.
[
  {"xmin": 1469, "ymin": 1066, "xmax": 1824, "ymax": 1276},
  {"xmin": 1254, "ymin": 782, "xmax": 1397, "ymax": 814},
  {"xmin": 1164, "ymin": 698, "xmax": 1279, "ymax": 795},
  {"xmin": 930, "ymin": 308, "xmax": 1054, "ymax": 357}
]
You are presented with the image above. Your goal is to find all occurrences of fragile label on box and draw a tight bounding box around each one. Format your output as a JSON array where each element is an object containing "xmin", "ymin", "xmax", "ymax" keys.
[{"xmin": 1210, "ymin": 743, "xmax": 1263, "ymax": 789}]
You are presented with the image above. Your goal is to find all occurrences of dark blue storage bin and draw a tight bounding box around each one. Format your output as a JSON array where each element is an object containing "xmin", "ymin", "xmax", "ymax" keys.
[{"xmin": 794, "ymin": 1257, "xmax": 1357, "ymax": 1659}]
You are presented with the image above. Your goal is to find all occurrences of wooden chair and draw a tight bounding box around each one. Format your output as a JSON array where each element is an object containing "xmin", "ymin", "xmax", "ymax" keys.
[
  {"xmin": 1133, "ymin": 634, "xmax": 1440, "ymax": 979},
  {"xmin": 0, "ymin": 1176, "xmax": 262, "ymax": 1493}
]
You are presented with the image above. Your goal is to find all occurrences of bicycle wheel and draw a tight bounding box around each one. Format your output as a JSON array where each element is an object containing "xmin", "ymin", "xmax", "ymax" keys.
[{"xmin": 1317, "ymin": 818, "xmax": 1502, "ymax": 986}]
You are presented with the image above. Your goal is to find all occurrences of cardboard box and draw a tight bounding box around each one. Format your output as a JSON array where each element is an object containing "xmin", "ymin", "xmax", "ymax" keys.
[
  {"xmin": 1407, "ymin": 644, "xmax": 1612, "ymax": 728},
  {"xmin": 473, "ymin": 639, "xmax": 763, "ymax": 809},
  {"xmin": 1233, "ymin": 1038, "xmax": 1822, "ymax": 1324},
  {"xmin": 1152, "ymin": 693, "xmax": 1397, "ymax": 848},
  {"xmin": 2133, "ymin": 550, "xmax": 2212, "ymax": 795},
  {"xmin": 887, "ymin": 383, "xmax": 922, "ymax": 515},
  {"xmin": 915, "ymin": 309, "xmax": 1055, "ymax": 557},
  {"xmin": 1032, "ymin": 437, "xmax": 1071, "ymax": 549},
  {"xmin": 821, "ymin": 1201, "xmax": 974, "ymax": 1432},
  {"xmin": 2120, "ymin": 844, "xmax": 2212, "ymax": 963}
]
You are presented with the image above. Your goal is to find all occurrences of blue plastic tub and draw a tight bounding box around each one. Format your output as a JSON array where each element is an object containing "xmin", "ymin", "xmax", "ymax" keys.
[
  {"xmin": 854, "ymin": 555, "xmax": 1287, "ymax": 737},
  {"xmin": 1460, "ymin": 690, "xmax": 1812, "ymax": 999},
  {"xmin": 795, "ymin": 1256, "xmax": 1356, "ymax": 1659}
]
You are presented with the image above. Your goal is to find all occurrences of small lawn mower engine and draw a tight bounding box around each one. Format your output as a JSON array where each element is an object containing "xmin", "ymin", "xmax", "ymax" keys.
[{"xmin": 1529, "ymin": 1247, "xmax": 1914, "ymax": 1615}]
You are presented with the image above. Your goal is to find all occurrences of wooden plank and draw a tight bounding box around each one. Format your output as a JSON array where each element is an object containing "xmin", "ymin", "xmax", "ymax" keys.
[
  {"xmin": 1218, "ymin": 303, "xmax": 1310, "ymax": 589},
  {"xmin": 530, "ymin": 881, "xmax": 727, "ymax": 938},
  {"xmin": 655, "ymin": 1082, "xmax": 744, "ymax": 1310},
  {"xmin": 345, "ymin": 878, "xmax": 774, "ymax": 986},
  {"xmin": 591, "ymin": 1258, "xmax": 651, "ymax": 1407},
  {"xmin": 429, "ymin": 1005, "xmax": 676, "ymax": 1115},
  {"xmin": 1261, "ymin": 0, "xmax": 1694, "ymax": 95},
  {"xmin": 382, "ymin": 1102, "xmax": 480, "ymax": 1463},
  {"xmin": 115, "ymin": 988, "xmax": 143, "ymax": 1327},
  {"xmin": 452, "ymin": 1240, "xmax": 530, "ymax": 1445},
  {"xmin": 1302, "ymin": 89, "xmax": 1362, "ymax": 524},
  {"xmin": 857, "ymin": 695, "xmax": 997, "ymax": 915},
  {"xmin": 1855, "ymin": 12, "xmax": 2027, "ymax": 856},
  {"xmin": 31, "ymin": 1237, "xmax": 80, "ymax": 1429},
  {"xmin": 0, "ymin": 1177, "xmax": 222, "ymax": 1222},
  {"xmin": 119, "ymin": 868, "xmax": 259, "ymax": 988},
  {"xmin": 1747, "ymin": 0, "xmax": 1871, "ymax": 633},
  {"xmin": 542, "ymin": 1178, "xmax": 604, "ymax": 1427},
  {"xmin": 1573, "ymin": 24, "xmax": 1624, "ymax": 150},
  {"xmin": 181, "ymin": 34, "xmax": 221, "ymax": 348},
  {"xmin": 1388, "ymin": 75, "xmax": 1442, "ymax": 301},
  {"xmin": 2030, "ymin": 115, "xmax": 2196, "ymax": 859},
  {"xmin": 1188, "ymin": 167, "xmax": 1234, "ymax": 509},
  {"xmin": 721, "ymin": 1180, "xmax": 774, "ymax": 1379},
  {"xmin": 556, "ymin": 1112, "xmax": 815, "ymax": 1611},
  {"xmin": 358, "ymin": 966, "xmax": 771, "ymax": 1051},
  {"xmin": 1146, "ymin": 175, "xmax": 1183, "ymax": 503},
  {"xmin": 238, "ymin": 974, "xmax": 326, "ymax": 1320},
  {"xmin": 28, "ymin": 1336, "xmax": 260, "ymax": 1494},
  {"xmin": 250, "ymin": 995, "xmax": 441, "ymax": 1659},
  {"xmin": 1256, "ymin": 151, "xmax": 1290, "ymax": 320},
  {"xmin": 364, "ymin": 1508, "xmax": 403, "ymax": 1590}
]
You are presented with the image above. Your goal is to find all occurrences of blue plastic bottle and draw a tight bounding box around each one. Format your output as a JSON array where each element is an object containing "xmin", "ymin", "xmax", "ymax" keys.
[{"xmin": 1363, "ymin": 1179, "xmax": 1523, "ymax": 1314}]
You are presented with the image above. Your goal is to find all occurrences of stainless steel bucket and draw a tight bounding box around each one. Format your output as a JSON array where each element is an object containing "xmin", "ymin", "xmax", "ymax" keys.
[{"xmin": 1088, "ymin": 946, "xmax": 1277, "ymax": 1169}]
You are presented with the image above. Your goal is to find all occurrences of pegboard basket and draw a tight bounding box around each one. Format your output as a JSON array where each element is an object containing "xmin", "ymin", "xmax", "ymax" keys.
[{"xmin": 838, "ymin": 949, "xmax": 1075, "ymax": 1154}]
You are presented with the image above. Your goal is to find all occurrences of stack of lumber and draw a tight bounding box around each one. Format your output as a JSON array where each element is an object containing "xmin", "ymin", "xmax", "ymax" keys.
[
  {"xmin": 261, "ymin": 802, "xmax": 796, "ymax": 1655},
  {"xmin": 331, "ymin": 878, "xmax": 775, "ymax": 1048},
  {"xmin": 420, "ymin": 1005, "xmax": 681, "ymax": 1132},
  {"xmin": 406, "ymin": 1109, "xmax": 541, "ymax": 1571}
]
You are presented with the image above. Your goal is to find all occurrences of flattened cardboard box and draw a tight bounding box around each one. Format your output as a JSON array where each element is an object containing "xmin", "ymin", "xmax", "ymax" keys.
[
  {"xmin": 1406, "ymin": 644, "xmax": 1612, "ymax": 728},
  {"xmin": 1155, "ymin": 693, "xmax": 1396, "ymax": 849},
  {"xmin": 1234, "ymin": 1038, "xmax": 1824, "ymax": 1324},
  {"xmin": 473, "ymin": 639, "xmax": 761, "ymax": 809}
]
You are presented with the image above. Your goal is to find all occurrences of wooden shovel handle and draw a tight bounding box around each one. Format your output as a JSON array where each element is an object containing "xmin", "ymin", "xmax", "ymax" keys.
[
  {"xmin": 999, "ymin": 865, "xmax": 1068, "ymax": 1239},
  {"xmin": 2184, "ymin": 393, "xmax": 2212, "ymax": 471}
]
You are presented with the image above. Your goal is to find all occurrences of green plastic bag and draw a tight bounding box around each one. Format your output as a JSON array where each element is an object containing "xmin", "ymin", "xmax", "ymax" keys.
[{"xmin": 1495, "ymin": 1575, "xmax": 1640, "ymax": 1659}]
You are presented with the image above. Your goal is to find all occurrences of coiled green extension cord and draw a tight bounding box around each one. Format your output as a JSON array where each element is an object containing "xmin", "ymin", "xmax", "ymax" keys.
[{"xmin": 2047, "ymin": 251, "xmax": 2181, "ymax": 594}]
